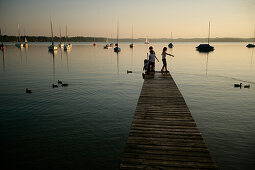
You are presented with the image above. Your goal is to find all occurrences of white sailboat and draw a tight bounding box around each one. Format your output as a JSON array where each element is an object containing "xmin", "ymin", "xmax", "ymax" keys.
[
  {"xmin": 23, "ymin": 37, "xmax": 28, "ymax": 48},
  {"xmin": 48, "ymin": 20, "xmax": 58, "ymax": 51},
  {"xmin": 15, "ymin": 24, "xmax": 23, "ymax": 48},
  {"xmin": 64, "ymin": 24, "xmax": 71, "ymax": 51},
  {"xmin": 130, "ymin": 26, "xmax": 134, "ymax": 48},
  {"xmin": 145, "ymin": 36, "xmax": 149, "ymax": 44},
  {"xmin": 59, "ymin": 27, "xmax": 64, "ymax": 48}
]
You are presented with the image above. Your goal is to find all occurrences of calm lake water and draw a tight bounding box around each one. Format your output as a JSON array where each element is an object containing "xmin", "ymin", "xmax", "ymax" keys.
[{"xmin": 1, "ymin": 42, "xmax": 255, "ymax": 169}]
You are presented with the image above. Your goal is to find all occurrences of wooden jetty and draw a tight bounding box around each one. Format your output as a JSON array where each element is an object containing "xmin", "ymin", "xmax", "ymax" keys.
[{"xmin": 120, "ymin": 72, "xmax": 217, "ymax": 169}]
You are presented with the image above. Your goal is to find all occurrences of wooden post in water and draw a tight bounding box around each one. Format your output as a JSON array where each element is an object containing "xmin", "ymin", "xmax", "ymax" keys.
[{"xmin": 120, "ymin": 72, "xmax": 217, "ymax": 169}]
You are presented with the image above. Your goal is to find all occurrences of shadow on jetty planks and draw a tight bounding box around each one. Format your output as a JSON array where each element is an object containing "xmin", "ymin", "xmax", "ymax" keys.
[{"xmin": 120, "ymin": 72, "xmax": 217, "ymax": 169}]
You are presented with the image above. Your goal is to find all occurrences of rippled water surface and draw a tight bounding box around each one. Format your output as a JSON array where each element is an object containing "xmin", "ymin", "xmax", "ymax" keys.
[{"xmin": 0, "ymin": 42, "xmax": 254, "ymax": 169}]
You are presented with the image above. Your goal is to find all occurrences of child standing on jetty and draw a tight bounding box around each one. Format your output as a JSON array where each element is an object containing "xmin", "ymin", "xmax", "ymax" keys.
[
  {"xmin": 148, "ymin": 46, "xmax": 159, "ymax": 73},
  {"xmin": 161, "ymin": 47, "xmax": 174, "ymax": 72}
]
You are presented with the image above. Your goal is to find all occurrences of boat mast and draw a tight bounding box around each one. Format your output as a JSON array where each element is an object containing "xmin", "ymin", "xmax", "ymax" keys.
[
  {"xmin": 253, "ymin": 28, "xmax": 255, "ymax": 45},
  {"xmin": 208, "ymin": 22, "xmax": 211, "ymax": 44},
  {"xmin": 18, "ymin": 24, "xmax": 21, "ymax": 42},
  {"xmin": 24, "ymin": 29, "xmax": 27, "ymax": 43},
  {"xmin": 65, "ymin": 24, "xmax": 68, "ymax": 43},
  {"xmin": 117, "ymin": 21, "xmax": 119, "ymax": 47},
  {"xmin": 59, "ymin": 27, "xmax": 62, "ymax": 44},
  {"xmin": 50, "ymin": 20, "xmax": 54, "ymax": 46},
  {"xmin": 132, "ymin": 25, "xmax": 133, "ymax": 44},
  {"xmin": 0, "ymin": 28, "xmax": 2, "ymax": 44},
  {"xmin": 171, "ymin": 32, "xmax": 173, "ymax": 43}
]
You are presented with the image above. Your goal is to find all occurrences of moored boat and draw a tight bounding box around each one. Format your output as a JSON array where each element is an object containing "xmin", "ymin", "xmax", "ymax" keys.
[
  {"xmin": 246, "ymin": 29, "xmax": 255, "ymax": 48},
  {"xmin": 196, "ymin": 22, "xmax": 214, "ymax": 52},
  {"xmin": 48, "ymin": 19, "xmax": 58, "ymax": 51}
]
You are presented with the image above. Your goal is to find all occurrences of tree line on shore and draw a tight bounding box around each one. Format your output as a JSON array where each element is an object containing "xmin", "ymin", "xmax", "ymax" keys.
[{"xmin": 0, "ymin": 35, "xmax": 253, "ymax": 42}]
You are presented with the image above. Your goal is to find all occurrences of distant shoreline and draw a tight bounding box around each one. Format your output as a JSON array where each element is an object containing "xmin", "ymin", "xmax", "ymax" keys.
[{"xmin": 1, "ymin": 35, "xmax": 254, "ymax": 42}]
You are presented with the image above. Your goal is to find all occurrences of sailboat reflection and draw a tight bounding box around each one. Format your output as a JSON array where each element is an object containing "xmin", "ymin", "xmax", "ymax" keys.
[
  {"xmin": 64, "ymin": 50, "xmax": 70, "ymax": 72},
  {"xmin": 205, "ymin": 53, "xmax": 209, "ymax": 76},
  {"xmin": 24, "ymin": 47, "xmax": 28, "ymax": 64},
  {"xmin": 18, "ymin": 47, "xmax": 24, "ymax": 63},
  {"xmin": 250, "ymin": 48, "xmax": 254, "ymax": 67},
  {"xmin": 116, "ymin": 51, "xmax": 119, "ymax": 74},
  {"xmin": 1, "ymin": 50, "xmax": 5, "ymax": 72},
  {"xmin": 48, "ymin": 50, "xmax": 57, "ymax": 81}
]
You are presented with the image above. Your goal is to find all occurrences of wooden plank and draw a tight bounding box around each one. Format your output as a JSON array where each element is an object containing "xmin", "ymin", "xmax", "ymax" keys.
[{"xmin": 120, "ymin": 72, "xmax": 217, "ymax": 169}]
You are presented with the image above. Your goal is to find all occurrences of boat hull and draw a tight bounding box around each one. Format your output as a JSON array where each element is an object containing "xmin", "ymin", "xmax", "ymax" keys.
[
  {"xmin": 196, "ymin": 44, "xmax": 214, "ymax": 52},
  {"xmin": 114, "ymin": 47, "xmax": 121, "ymax": 52},
  {"xmin": 23, "ymin": 43, "xmax": 28, "ymax": 48},
  {"xmin": 246, "ymin": 44, "xmax": 255, "ymax": 48},
  {"xmin": 59, "ymin": 43, "xmax": 64, "ymax": 48},
  {"xmin": 168, "ymin": 43, "xmax": 173, "ymax": 48},
  {"xmin": 16, "ymin": 43, "xmax": 23, "ymax": 48},
  {"xmin": 64, "ymin": 44, "xmax": 71, "ymax": 51},
  {"xmin": 48, "ymin": 45, "xmax": 58, "ymax": 51}
]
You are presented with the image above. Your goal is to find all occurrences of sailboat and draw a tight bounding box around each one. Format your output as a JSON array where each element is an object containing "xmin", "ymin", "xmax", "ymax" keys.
[
  {"xmin": 15, "ymin": 24, "xmax": 23, "ymax": 48},
  {"xmin": 23, "ymin": 30, "xmax": 28, "ymax": 48},
  {"xmin": 48, "ymin": 20, "xmax": 58, "ymax": 51},
  {"xmin": 114, "ymin": 22, "xmax": 121, "ymax": 52},
  {"xmin": 196, "ymin": 22, "xmax": 214, "ymax": 52},
  {"xmin": 104, "ymin": 37, "xmax": 112, "ymax": 49},
  {"xmin": 64, "ymin": 24, "xmax": 71, "ymax": 51},
  {"xmin": 130, "ymin": 26, "xmax": 134, "ymax": 48},
  {"xmin": 93, "ymin": 36, "xmax": 97, "ymax": 46},
  {"xmin": 246, "ymin": 28, "xmax": 255, "ymax": 48},
  {"xmin": 168, "ymin": 32, "xmax": 173, "ymax": 48},
  {"xmin": 59, "ymin": 27, "xmax": 64, "ymax": 48},
  {"xmin": 145, "ymin": 36, "xmax": 150, "ymax": 44},
  {"xmin": 0, "ymin": 28, "xmax": 5, "ymax": 51}
]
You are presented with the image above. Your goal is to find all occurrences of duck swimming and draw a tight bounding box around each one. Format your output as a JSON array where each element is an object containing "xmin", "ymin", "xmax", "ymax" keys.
[
  {"xmin": 244, "ymin": 84, "xmax": 250, "ymax": 88},
  {"xmin": 127, "ymin": 70, "xmax": 133, "ymax": 74},
  {"xmin": 61, "ymin": 83, "xmax": 68, "ymax": 87},
  {"xmin": 52, "ymin": 84, "xmax": 58, "ymax": 88},
  {"xmin": 26, "ymin": 88, "xmax": 32, "ymax": 93},
  {"xmin": 234, "ymin": 83, "xmax": 242, "ymax": 88}
]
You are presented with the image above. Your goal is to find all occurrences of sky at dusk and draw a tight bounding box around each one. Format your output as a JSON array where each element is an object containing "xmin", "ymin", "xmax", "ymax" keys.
[{"xmin": 0, "ymin": 0, "xmax": 254, "ymax": 38}]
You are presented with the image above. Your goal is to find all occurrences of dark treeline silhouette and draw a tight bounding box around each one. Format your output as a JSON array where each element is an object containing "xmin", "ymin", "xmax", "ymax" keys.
[{"xmin": 1, "ymin": 35, "xmax": 253, "ymax": 42}]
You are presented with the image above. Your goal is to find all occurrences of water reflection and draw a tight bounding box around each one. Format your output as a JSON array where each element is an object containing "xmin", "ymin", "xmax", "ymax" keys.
[
  {"xmin": 64, "ymin": 50, "xmax": 70, "ymax": 72},
  {"xmin": 48, "ymin": 50, "xmax": 57, "ymax": 82},
  {"xmin": 18, "ymin": 47, "xmax": 24, "ymax": 64},
  {"xmin": 24, "ymin": 48, "xmax": 28, "ymax": 64},
  {"xmin": 206, "ymin": 53, "xmax": 209, "ymax": 76},
  {"xmin": 130, "ymin": 48, "xmax": 133, "ymax": 68},
  {"xmin": 116, "ymin": 52, "xmax": 119, "ymax": 73},
  {"xmin": 1, "ymin": 50, "xmax": 5, "ymax": 72},
  {"xmin": 250, "ymin": 48, "xmax": 254, "ymax": 67},
  {"xmin": 60, "ymin": 48, "xmax": 63, "ymax": 67}
]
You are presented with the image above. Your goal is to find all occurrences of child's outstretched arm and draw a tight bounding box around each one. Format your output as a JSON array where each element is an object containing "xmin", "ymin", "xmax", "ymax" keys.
[
  {"xmin": 155, "ymin": 56, "xmax": 159, "ymax": 62},
  {"xmin": 167, "ymin": 53, "xmax": 174, "ymax": 57}
]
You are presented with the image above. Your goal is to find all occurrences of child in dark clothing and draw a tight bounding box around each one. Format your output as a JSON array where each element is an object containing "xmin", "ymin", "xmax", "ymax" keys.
[{"xmin": 161, "ymin": 47, "xmax": 174, "ymax": 72}]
